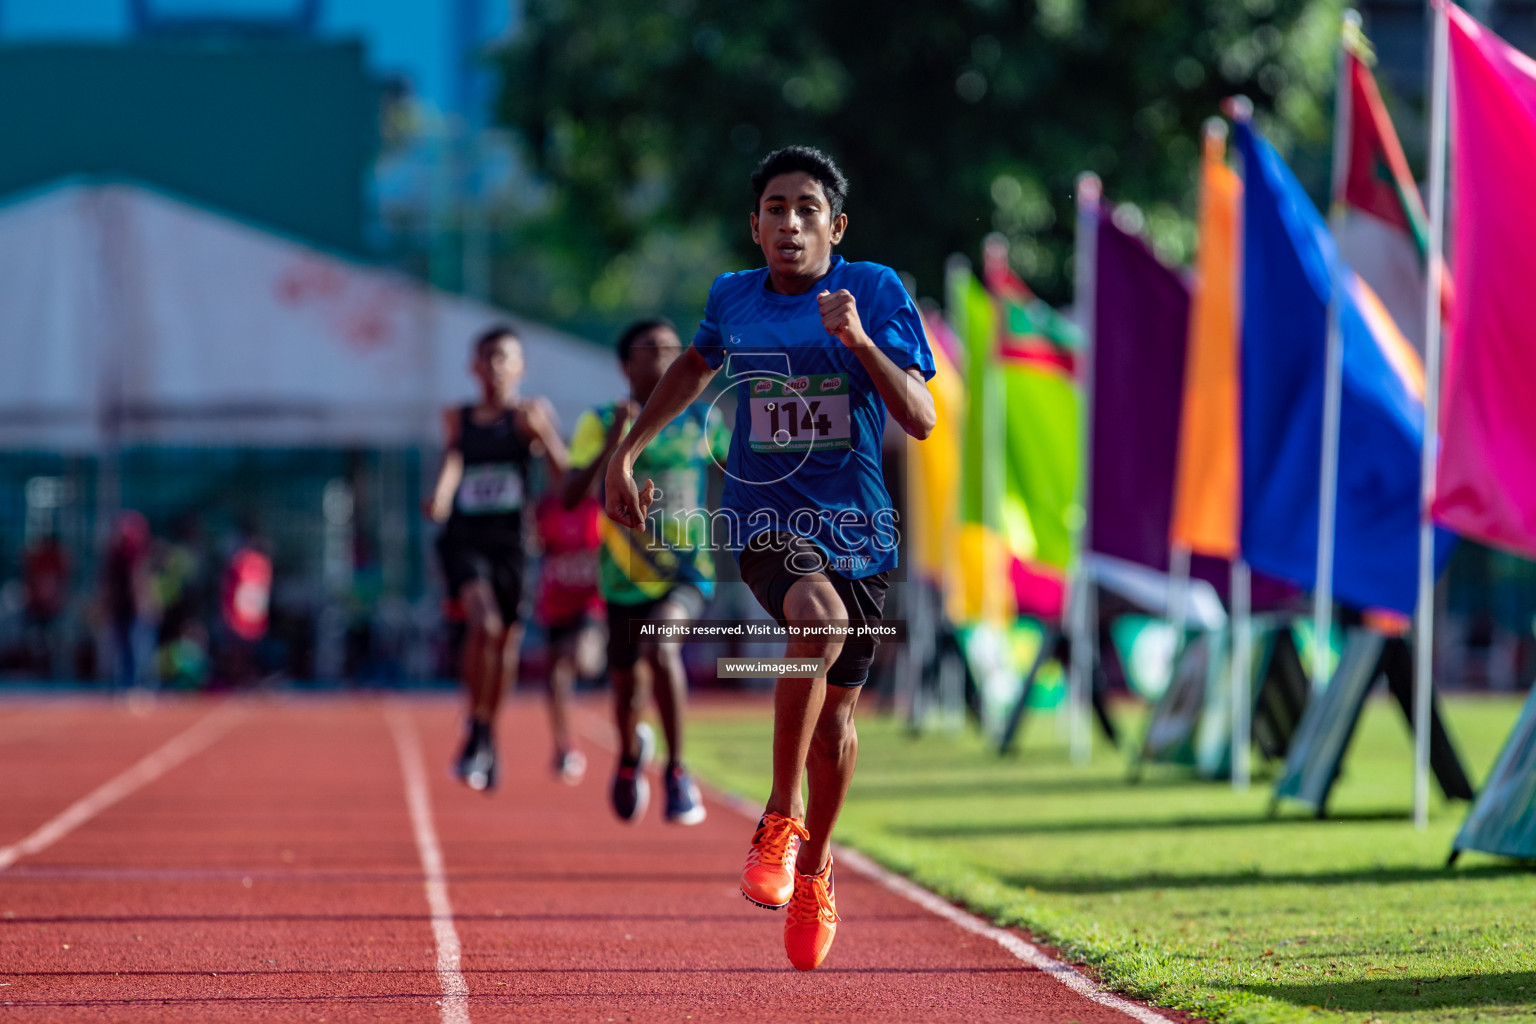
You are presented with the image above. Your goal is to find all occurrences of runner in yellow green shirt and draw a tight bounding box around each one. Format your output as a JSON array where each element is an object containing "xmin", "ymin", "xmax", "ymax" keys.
[{"xmin": 564, "ymin": 317, "xmax": 729, "ymax": 825}]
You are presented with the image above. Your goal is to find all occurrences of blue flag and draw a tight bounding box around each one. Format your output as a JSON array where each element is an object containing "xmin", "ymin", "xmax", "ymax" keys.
[{"xmin": 1235, "ymin": 122, "xmax": 1451, "ymax": 615}]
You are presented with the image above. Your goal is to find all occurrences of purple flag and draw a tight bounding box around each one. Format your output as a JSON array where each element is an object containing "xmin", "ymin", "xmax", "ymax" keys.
[{"xmin": 1091, "ymin": 210, "xmax": 1190, "ymax": 571}]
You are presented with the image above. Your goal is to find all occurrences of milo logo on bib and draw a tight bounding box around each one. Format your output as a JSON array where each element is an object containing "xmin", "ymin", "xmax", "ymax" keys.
[{"xmin": 746, "ymin": 374, "xmax": 852, "ymax": 453}]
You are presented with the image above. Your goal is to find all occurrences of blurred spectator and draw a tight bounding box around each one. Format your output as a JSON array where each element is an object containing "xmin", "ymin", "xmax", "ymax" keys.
[
  {"xmin": 21, "ymin": 532, "xmax": 69, "ymax": 678},
  {"xmin": 158, "ymin": 620, "xmax": 211, "ymax": 690},
  {"xmin": 218, "ymin": 535, "xmax": 273, "ymax": 686},
  {"xmin": 154, "ymin": 518, "xmax": 208, "ymax": 640},
  {"xmin": 102, "ymin": 511, "xmax": 159, "ymax": 692},
  {"xmin": 223, "ymin": 541, "xmax": 273, "ymax": 643},
  {"xmin": 151, "ymin": 518, "xmax": 211, "ymax": 689}
]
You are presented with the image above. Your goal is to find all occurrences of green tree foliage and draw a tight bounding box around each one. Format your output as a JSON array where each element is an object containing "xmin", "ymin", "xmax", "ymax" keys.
[{"xmin": 495, "ymin": 0, "xmax": 1343, "ymax": 324}]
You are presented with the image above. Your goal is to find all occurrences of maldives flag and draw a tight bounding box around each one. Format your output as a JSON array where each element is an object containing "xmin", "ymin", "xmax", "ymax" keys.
[
  {"xmin": 983, "ymin": 243, "xmax": 1082, "ymax": 375},
  {"xmin": 1335, "ymin": 42, "xmax": 1431, "ymax": 356},
  {"xmin": 1434, "ymin": 7, "xmax": 1536, "ymax": 558}
]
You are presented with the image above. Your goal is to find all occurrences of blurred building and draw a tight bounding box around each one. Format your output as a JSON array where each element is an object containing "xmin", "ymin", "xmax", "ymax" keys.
[
  {"xmin": 0, "ymin": 0, "xmax": 518, "ymax": 260},
  {"xmin": 0, "ymin": 2, "xmax": 625, "ymax": 686},
  {"xmin": 0, "ymin": 1, "xmax": 510, "ymax": 123}
]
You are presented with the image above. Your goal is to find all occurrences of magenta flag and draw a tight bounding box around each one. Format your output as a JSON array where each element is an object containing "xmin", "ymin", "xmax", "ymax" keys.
[{"xmin": 1435, "ymin": 7, "xmax": 1536, "ymax": 557}]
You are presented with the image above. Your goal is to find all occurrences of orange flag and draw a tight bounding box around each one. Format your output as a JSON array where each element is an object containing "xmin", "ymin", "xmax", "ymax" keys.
[{"xmin": 1169, "ymin": 125, "xmax": 1241, "ymax": 558}]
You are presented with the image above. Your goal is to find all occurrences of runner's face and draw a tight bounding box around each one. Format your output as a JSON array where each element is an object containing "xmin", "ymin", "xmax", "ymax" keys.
[
  {"xmin": 623, "ymin": 327, "xmax": 681, "ymax": 402},
  {"xmin": 751, "ymin": 172, "xmax": 846, "ymax": 288},
  {"xmin": 474, "ymin": 337, "xmax": 524, "ymax": 403}
]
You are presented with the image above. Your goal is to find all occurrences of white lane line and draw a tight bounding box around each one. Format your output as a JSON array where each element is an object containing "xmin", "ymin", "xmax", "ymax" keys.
[
  {"xmin": 709, "ymin": 787, "xmax": 1176, "ymax": 1024},
  {"xmin": 833, "ymin": 847, "xmax": 1178, "ymax": 1024},
  {"xmin": 385, "ymin": 707, "xmax": 471, "ymax": 1024},
  {"xmin": 0, "ymin": 703, "xmax": 244, "ymax": 873}
]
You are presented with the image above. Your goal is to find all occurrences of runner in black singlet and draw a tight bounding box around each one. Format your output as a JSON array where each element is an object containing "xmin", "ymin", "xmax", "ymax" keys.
[{"xmin": 426, "ymin": 326, "xmax": 569, "ymax": 791}]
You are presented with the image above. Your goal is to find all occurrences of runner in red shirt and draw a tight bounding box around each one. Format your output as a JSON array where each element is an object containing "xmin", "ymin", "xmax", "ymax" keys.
[{"xmin": 533, "ymin": 490, "xmax": 605, "ymax": 784}]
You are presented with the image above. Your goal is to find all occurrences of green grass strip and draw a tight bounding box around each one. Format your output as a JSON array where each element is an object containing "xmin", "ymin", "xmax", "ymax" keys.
[{"xmin": 687, "ymin": 694, "xmax": 1534, "ymax": 1023}]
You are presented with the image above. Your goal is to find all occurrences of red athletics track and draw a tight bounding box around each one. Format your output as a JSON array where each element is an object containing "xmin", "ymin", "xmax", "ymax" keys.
[{"xmin": 0, "ymin": 694, "xmax": 1193, "ymax": 1023}]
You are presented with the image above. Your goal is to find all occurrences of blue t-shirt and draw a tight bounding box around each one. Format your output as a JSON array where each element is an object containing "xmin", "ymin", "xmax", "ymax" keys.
[{"xmin": 691, "ymin": 255, "xmax": 936, "ymax": 578}]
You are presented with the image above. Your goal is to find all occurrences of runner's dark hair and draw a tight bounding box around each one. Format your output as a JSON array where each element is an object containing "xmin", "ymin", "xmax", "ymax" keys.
[
  {"xmin": 473, "ymin": 324, "xmax": 520, "ymax": 357},
  {"xmin": 616, "ymin": 316, "xmax": 677, "ymax": 363},
  {"xmin": 750, "ymin": 146, "xmax": 849, "ymax": 218}
]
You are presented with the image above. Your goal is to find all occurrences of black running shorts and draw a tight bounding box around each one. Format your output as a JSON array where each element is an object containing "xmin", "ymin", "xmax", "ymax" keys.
[
  {"xmin": 605, "ymin": 584, "xmax": 707, "ymax": 672},
  {"xmin": 736, "ymin": 531, "xmax": 890, "ymax": 686},
  {"xmin": 436, "ymin": 529, "xmax": 528, "ymax": 624}
]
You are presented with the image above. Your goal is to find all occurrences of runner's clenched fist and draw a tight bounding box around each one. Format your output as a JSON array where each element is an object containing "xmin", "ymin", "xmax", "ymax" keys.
[{"xmin": 817, "ymin": 289, "xmax": 871, "ymax": 350}]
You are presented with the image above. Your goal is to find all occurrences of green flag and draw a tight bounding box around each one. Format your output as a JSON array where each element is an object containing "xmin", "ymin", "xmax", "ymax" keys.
[{"xmin": 1002, "ymin": 362, "xmax": 1079, "ymax": 572}]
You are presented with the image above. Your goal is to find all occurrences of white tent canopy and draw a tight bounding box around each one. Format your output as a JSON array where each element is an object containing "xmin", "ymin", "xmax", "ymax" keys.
[{"xmin": 0, "ymin": 179, "xmax": 625, "ymax": 450}]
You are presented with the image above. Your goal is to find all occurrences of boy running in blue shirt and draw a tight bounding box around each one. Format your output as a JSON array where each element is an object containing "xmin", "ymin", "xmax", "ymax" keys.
[{"xmin": 604, "ymin": 147, "xmax": 936, "ymax": 970}]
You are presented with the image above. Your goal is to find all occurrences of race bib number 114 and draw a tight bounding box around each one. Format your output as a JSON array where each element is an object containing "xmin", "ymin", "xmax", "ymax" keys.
[{"xmin": 746, "ymin": 374, "xmax": 852, "ymax": 453}]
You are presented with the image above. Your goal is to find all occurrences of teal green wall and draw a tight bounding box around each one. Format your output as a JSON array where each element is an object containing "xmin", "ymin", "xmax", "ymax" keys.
[{"xmin": 0, "ymin": 42, "xmax": 375, "ymax": 253}]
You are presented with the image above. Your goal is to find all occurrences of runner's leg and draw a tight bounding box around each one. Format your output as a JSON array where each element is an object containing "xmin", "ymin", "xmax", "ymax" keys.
[
  {"xmin": 799, "ymin": 683, "xmax": 861, "ymax": 875},
  {"xmin": 609, "ymin": 602, "xmax": 657, "ymax": 820},
  {"xmin": 460, "ymin": 581, "xmax": 504, "ymax": 723},
  {"xmin": 644, "ymin": 593, "xmax": 706, "ymax": 823},
  {"xmin": 763, "ymin": 577, "xmax": 846, "ymax": 824},
  {"xmin": 613, "ymin": 658, "xmax": 652, "ymax": 761},
  {"xmin": 645, "ymin": 598, "xmax": 692, "ymax": 764},
  {"xmin": 482, "ymin": 621, "xmax": 524, "ymax": 723},
  {"xmin": 545, "ymin": 630, "xmax": 577, "ymax": 755}
]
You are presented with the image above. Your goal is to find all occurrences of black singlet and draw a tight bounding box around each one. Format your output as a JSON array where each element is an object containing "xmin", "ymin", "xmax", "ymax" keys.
[{"xmin": 446, "ymin": 405, "xmax": 534, "ymax": 542}]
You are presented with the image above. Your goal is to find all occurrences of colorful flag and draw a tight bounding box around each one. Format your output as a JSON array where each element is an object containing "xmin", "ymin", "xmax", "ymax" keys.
[
  {"xmin": 909, "ymin": 310, "xmax": 968, "ymax": 622},
  {"xmin": 948, "ymin": 263, "xmax": 1081, "ymax": 622},
  {"xmin": 1336, "ymin": 35, "xmax": 1430, "ymax": 357},
  {"xmin": 1091, "ymin": 205, "xmax": 1191, "ymax": 573},
  {"xmin": 1452, "ymin": 683, "xmax": 1536, "ymax": 861},
  {"xmin": 1235, "ymin": 121, "xmax": 1452, "ymax": 615},
  {"xmin": 1170, "ymin": 128, "xmax": 1242, "ymax": 560},
  {"xmin": 985, "ymin": 244, "xmax": 1083, "ymax": 371},
  {"xmin": 950, "ymin": 265, "xmax": 1013, "ymax": 624},
  {"xmin": 1001, "ymin": 359, "xmax": 1078, "ymax": 618},
  {"xmin": 1433, "ymin": 7, "xmax": 1536, "ymax": 559}
]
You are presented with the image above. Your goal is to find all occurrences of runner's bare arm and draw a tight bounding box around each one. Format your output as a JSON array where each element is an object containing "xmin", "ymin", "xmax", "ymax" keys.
[
  {"xmin": 520, "ymin": 397, "xmax": 570, "ymax": 478},
  {"xmin": 605, "ymin": 347, "xmax": 719, "ymax": 528},
  {"xmin": 562, "ymin": 400, "xmax": 638, "ymax": 510},
  {"xmin": 818, "ymin": 289, "xmax": 936, "ymax": 440},
  {"xmin": 423, "ymin": 409, "xmax": 463, "ymax": 522}
]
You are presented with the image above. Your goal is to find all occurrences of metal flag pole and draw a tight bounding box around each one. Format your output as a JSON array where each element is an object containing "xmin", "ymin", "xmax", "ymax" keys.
[
  {"xmin": 1169, "ymin": 542, "xmax": 1192, "ymax": 636},
  {"xmin": 980, "ymin": 239, "xmax": 1008, "ymax": 631},
  {"xmin": 1222, "ymin": 94, "xmax": 1254, "ymax": 790},
  {"xmin": 1070, "ymin": 172, "xmax": 1102, "ymax": 766},
  {"xmin": 1315, "ymin": 10, "xmax": 1361, "ymax": 692},
  {"xmin": 1231, "ymin": 558, "xmax": 1252, "ymax": 789},
  {"xmin": 1414, "ymin": 0, "xmax": 1451, "ymax": 832}
]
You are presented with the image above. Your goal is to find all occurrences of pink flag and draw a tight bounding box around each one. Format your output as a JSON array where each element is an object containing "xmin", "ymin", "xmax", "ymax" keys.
[{"xmin": 1435, "ymin": 7, "xmax": 1536, "ymax": 557}]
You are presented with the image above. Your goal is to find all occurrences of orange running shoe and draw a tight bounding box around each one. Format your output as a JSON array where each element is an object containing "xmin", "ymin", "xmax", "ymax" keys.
[
  {"xmin": 739, "ymin": 812, "xmax": 809, "ymax": 909},
  {"xmin": 784, "ymin": 857, "xmax": 839, "ymax": 971}
]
